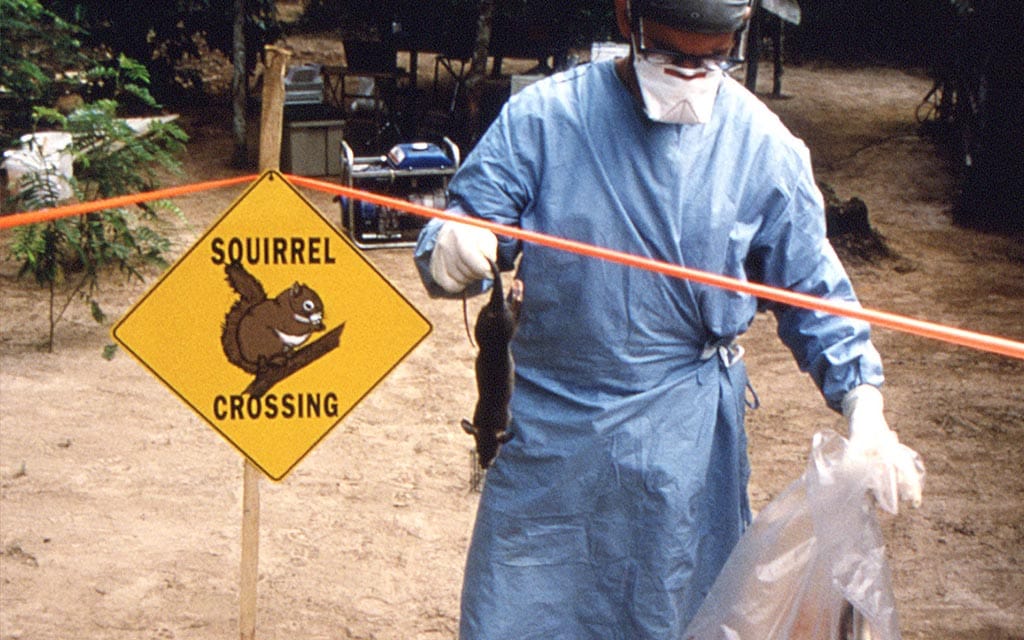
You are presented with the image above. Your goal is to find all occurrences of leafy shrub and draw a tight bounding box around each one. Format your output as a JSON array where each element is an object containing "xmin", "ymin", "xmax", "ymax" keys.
[{"xmin": 3, "ymin": 0, "xmax": 188, "ymax": 352}]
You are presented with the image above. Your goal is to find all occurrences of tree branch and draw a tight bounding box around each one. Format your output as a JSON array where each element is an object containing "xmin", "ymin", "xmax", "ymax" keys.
[{"xmin": 243, "ymin": 323, "xmax": 345, "ymax": 398}]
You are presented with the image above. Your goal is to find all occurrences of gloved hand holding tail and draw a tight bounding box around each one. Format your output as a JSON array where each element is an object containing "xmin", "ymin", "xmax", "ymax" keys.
[{"xmin": 430, "ymin": 219, "xmax": 498, "ymax": 294}]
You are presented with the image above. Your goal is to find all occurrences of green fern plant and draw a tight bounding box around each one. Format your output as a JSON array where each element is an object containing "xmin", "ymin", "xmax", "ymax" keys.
[
  {"xmin": 8, "ymin": 103, "xmax": 187, "ymax": 353},
  {"xmin": 4, "ymin": 0, "xmax": 190, "ymax": 352}
]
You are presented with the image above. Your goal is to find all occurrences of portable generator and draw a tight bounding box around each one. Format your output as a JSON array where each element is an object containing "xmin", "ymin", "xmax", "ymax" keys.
[{"xmin": 339, "ymin": 138, "xmax": 460, "ymax": 248}]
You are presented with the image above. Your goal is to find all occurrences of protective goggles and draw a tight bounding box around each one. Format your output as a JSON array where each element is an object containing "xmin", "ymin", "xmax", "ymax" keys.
[{"xmin": 631, "ymin": 18, "xmax": 744, "ymax": 72}]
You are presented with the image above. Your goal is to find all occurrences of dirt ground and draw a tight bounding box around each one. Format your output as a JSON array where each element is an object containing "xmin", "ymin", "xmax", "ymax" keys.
[{"xmin": 2, "ymin": 35, "xmax": 1023, "ymax": 640}]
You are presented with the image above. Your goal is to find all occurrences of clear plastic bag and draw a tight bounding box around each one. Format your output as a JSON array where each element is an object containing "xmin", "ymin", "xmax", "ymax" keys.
[{"xmin": 682, "ymin": 430, "xmax": 900, "ymax": 640}]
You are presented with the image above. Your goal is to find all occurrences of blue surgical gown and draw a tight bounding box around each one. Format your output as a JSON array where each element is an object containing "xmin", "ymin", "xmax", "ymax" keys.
[{"xmin": 414, "ymin": 59, "xmax": 883, "ymax": 639}]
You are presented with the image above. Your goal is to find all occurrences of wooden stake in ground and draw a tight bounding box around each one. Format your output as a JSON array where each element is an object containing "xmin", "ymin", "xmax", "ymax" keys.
[
  {"xmin": 240, "ymin": 43, "xmax": 291, "ymax": 640},
  {"xmin": 239, "ymin": 460, "xmax": 261, "ymax": 640}
]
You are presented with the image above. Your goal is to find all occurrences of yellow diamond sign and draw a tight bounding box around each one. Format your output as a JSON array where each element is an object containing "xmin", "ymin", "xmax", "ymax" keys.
[{"xmin": 113, "ymin": 171, "xmax": 431, "ymax": 480}]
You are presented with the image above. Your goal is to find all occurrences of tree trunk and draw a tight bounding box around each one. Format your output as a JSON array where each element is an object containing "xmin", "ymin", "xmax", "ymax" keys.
[
  {"xmin": 231, "ymin": 0, "xmax": 248, "ymax": 168},
  {"xmin": 465, "ymin": 0, "xmax": 495, "ymax": 145}
]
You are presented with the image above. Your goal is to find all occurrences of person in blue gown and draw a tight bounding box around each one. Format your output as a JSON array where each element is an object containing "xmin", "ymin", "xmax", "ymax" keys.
[{"xmin": 414, "ymin": 1, "xmax": 925, "ymax": 637}]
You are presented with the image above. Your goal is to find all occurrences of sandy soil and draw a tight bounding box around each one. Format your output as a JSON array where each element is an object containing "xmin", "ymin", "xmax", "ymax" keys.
[{"xmin": 2, "ymin": 39, "xmax": 1023, "ymax": 640}]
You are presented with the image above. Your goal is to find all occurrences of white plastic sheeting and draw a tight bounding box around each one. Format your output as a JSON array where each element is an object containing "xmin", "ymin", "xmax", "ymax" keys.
[{"xmin": 2, "ymin": 131, "xmax": 74, "ymax": 202}]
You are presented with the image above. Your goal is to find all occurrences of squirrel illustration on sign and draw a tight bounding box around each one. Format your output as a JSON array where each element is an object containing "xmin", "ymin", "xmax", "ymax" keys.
[{"xmin": 221, "ymin": 261, "xmax": 326, "ymax": 374}]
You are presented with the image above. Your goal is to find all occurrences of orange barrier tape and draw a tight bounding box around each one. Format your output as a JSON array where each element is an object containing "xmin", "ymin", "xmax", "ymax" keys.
[
  {"xmin": 0, "ymin": 174, "xmax": 259, "ymax": 230},
  {"xmin": 289, "ymin": 174, "xmax": 1024, "ymax": 361},
  {"xmin": 3, "ymin": 172, "xmax": 1020, "ymax": 360}
]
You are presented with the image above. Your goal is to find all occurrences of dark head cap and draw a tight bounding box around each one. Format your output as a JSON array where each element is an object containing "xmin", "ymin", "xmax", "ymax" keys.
[{"xmin": 631, "ymin": 0, "xmax": 751, "ymax": 33}]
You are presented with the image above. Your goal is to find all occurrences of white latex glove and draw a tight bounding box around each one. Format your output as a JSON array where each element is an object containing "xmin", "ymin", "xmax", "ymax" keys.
[
  {"xmin": 429, "ymin": 219, "xmax": 498, "ymax": 293},
  {"xmin": 842, "ymin": 384, "xmax": 926, "ymax": 514}
]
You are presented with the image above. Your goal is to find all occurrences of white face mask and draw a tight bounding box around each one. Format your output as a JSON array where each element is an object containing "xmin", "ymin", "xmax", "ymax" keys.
[{"xmin": 633, "ymin": 56, "xmax": 723, "ymax": 125}]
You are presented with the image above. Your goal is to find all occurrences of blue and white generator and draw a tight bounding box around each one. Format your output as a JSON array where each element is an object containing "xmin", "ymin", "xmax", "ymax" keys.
[{"xmin": 339, "ymin": 138, "xmax": 460, "ymax": 248}]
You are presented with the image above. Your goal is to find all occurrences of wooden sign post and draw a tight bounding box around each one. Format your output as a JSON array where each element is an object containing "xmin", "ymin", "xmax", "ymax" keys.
[
  {"xmin": 112, "ymin": 43, "xmax": 430, "ymax": 639},
  {"xmin": 240, "ymin": 44, "xmax": 291, "ymax": 640}
]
